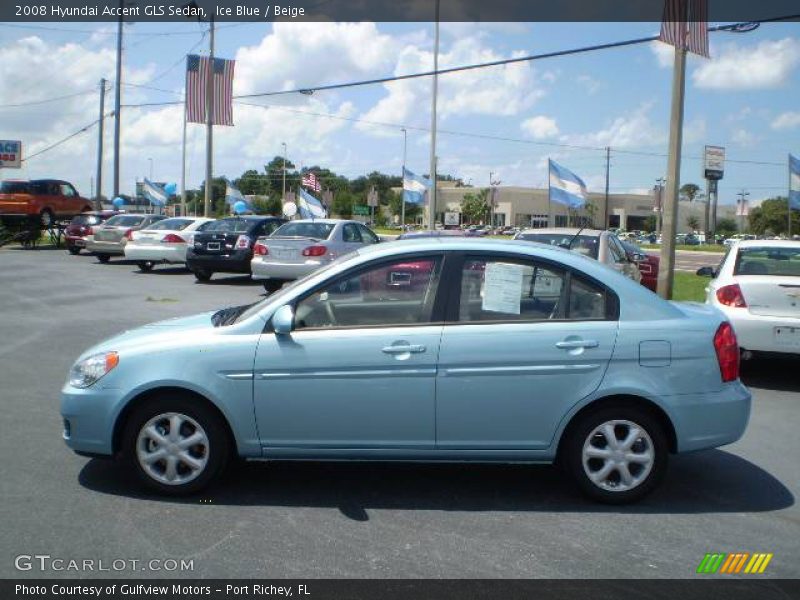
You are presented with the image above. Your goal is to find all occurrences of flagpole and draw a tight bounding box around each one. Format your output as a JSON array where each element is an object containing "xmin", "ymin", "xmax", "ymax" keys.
[
  {"xmin": 203, "ymin": 16, "xmax": 215, "ymax": 218},
  {"xmin": 427, "ymin": 0, "xmax": 440, "ymax": 231},
  {"xmin": 547, "ymin": 159, "xmax": 552, "ymax": 228},
  {"xmin": 180, "ymin": 88, "xmax": 187, "ymax": 218},
  {"xmin": 789, "ymin": 154, "xmax": 793, "ymax": 239},
  {"xmin": 401, "ymin": 127, "xmax": 407, "ymax": 230}
]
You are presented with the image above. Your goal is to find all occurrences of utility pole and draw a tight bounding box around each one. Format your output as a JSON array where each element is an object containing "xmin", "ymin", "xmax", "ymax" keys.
[
  {"xmin": 95, "ymin": 78, "xmax": 106, "ymax": 210},
  {"xmin": 703, "ymin": 178, "xmax": 711, "ymax": 243},
  {"xmin": 737, "ymin": 189, "xmax": 750, "ymax": 233},
  {"xmin": 112, "ymin": 5, "xmax": 123, "ymax": 198},
  {"xmin": 603, "ymin": 146, "xmax": 610, "ymax": 229},
  {"xmin": 657, "ymin": 46, "xmax": 687, "ymax": 300},
  {"xmin": 655, "ymin": 177, "xmax": 666, "ymax": 235},
  {"xmin": 203, "ymin": 16, "xmax": 215, "ymax": 218},
  {"xmin": 281, "ymin": 142, "xmax": 287, "ymax": 202},
  {"xmin": 427, "ymin": 0, "xmax": 440, "ymax": 231},
  {"xmin": 401, "ymin": 128, "xmax": 407, "ymax": 230}
]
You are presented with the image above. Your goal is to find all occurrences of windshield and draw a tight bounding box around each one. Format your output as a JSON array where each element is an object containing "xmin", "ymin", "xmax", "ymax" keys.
[
  {"xmin": 144, "ymin": 218, "xmax": 194, "ymax": 231},
  {"xmin": 104, "ymin": 215, "xmax": 145, "ymax": 227},
  {"xmin": 0, "ymin": 181, "xmax": 30, "ymax": 194},
  {"xmin": 201, "ymin": 218, "xmax": 254, "ymax": 233},
  {"xmin": 734, "ymin": 246, "xmax": 800, "ymax": 277},
  {"xmin": 272, "ymin": 222, "xmax": 335, "ymax": 239},
  {"xmin": 517, "ymin": 233, "xmax": 600, "ymax": 258}
]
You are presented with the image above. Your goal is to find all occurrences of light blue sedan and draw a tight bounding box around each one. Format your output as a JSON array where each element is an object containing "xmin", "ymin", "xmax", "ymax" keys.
[{"xmin": 61, "ymin": 238, "xmax": 751, "ymax": 503}]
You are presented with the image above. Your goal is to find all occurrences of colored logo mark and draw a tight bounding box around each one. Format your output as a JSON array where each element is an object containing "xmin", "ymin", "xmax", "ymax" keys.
[{"xmin": 697, "ymin": 553, "xmax": 773, "ymax": 574}]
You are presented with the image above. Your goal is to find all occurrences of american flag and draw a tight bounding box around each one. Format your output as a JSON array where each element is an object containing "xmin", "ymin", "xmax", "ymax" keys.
[
  {"xmin": 302, "ymin": 172, "xmax": 322, "ymax": 193},
  {"xmin": 185, "ymin": 54, "xmax": 235, "ymax": 126},
  {"xmin": 659, "ymin": 0, "xmax": 709, "ymax": 58}
]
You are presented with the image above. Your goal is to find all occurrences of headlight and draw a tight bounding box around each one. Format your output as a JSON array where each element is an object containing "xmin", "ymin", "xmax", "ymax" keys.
[{"xmin": 68, "ymin": 352, "xmax": 119, "ymax": 388}]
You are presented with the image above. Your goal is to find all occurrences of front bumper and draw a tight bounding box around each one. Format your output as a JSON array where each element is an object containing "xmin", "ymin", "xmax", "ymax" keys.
[
  {"xmin": 670, "ymin": 381, "xmax": 752, "ymax": 453},
  {"xmin": 124, "ymin": 244, "xmax": 187, "ymax": 263},
  {"xmin": 61, "ymin": 385, "xmax": 119, "ymax": 457},
  {"xmin": 250, "ymin": 256, "xmax": 327, "ymax": 281},
  {"xmin": 86, "ymin": 239, "xmax": 126, "ymax": 255}
]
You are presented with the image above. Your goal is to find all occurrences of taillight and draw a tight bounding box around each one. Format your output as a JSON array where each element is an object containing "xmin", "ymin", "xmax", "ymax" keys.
[
  {"xmin": 236, "ymin": 235, "xmax": 251, "ymax": 249},
  {"xmin": 716, "ymin": 284, "xmax": 747, "ymax": 308},
  {"xmin": 124, "ymin": 229, "xmax": 134, "ymax": 241},
  {"xmin": 302, "ymin": 245, "xmax": 327, "ymax": 257},
  {"xmin": 162, "ymin": 233, "xmax": 185, "ymax": 244},
  {"xmin": 254, "ymin": 242, "xmax": 268, "ymax": 256},
  {"xmin": 713, "ymin": 322, "xmax": 740, "ymax": 382}
]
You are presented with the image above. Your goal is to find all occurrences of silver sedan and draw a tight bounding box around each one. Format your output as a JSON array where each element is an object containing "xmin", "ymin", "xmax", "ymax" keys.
[{"xmin": 251, "ymin": 219, "xmax": 381, "ymax": 292}]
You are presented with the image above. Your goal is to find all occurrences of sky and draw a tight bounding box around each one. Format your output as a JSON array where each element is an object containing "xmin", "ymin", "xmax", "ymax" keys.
[{"xmin": 0, "ymin": 20, "xmax": 798, "ymax": 208}]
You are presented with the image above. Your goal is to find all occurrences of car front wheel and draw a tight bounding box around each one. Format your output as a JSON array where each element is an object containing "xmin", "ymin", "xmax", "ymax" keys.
[
  {"xmin": 138, "ymin": 261, "xmax": 155, "ymax": 272},
  {"xmin": 97, "ymin": 254, "xmax": 111, "ymax": 263},
  {"xmin": 193, "ymin": 269, "xmax": 212, "ymax": 282},
  {"xmin": 123, "ymin": 396, "xmax": 230, "ymax": 495},
  {"xmin": 562, "ymin": 405, "xmax": 667, "ymax": 504}
]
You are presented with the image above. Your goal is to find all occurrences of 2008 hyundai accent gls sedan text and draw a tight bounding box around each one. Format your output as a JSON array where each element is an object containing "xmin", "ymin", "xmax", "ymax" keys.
[{"xmin": 61, "ymin": 238, "xmax": 751, "ymax": 503}]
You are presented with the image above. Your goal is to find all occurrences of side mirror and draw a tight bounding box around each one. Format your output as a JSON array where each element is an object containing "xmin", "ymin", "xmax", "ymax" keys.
[
  {"xmin": 272, "ymin": 305, "xmax": 295, "ymax": 335},
  {"xmin": 696, "ymin": 266, "xmax": 715, "ymax": 278}
]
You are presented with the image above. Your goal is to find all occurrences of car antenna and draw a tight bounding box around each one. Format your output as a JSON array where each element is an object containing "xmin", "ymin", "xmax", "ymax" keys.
[{"xmin": 565, "ymin": 226, "xmax": 585, "ymax": 250}]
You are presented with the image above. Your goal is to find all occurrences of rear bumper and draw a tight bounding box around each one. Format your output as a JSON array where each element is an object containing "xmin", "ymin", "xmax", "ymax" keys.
[
  {"xmin": 65, "ymin": 234, "xmax": 88, "ymax": 247},
  {"xmin": 670, "ymin": 382, "xmax": 752, "ymax": 453},
  {"xmin": 124, "ymin": 244, "xmax": 187, "ymax": 263},
  {"xmin": 719, "ymin": 307, "xmax": 800, "ymax": 354},
  {"xmin": 86, "ymin": 239, "xmax": 126, "ymax": 255},
  {"xmin": 186, "ymin": 250, "xmax": 252, "ymax": 273},
  {"xmin": 250, "ymin": 256, "xmax": 327, "ymax": 281}
]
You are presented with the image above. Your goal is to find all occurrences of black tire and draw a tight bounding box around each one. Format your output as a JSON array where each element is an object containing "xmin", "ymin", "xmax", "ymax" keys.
[
  {"xmin": 138, "ymin": 261, "xmax": 155, "ymax": 272},
  {"xmin": 97, "ymin": 254, "xmax": 111, "ymax": 263},
  {"xmin": 40, "ymin": 209, "xmax": 54, "ymax": 228},
  {"xmin": 122, "ymin": 394, "xmax": 231, "ymax": 496},
  {"xmin": 67, "ymin": 246, "xmax": 81, "ymax": 255},
  {"xmin": 561, "ymin": 404, "xmax": 668, "ymax": 504},
  {"xmin": 262, "ymin": 279, "xmax": 284, "ymax": 294},
  {"xmin": 194, "ymin": 269, "xmax": 212, "ymax": 282}
]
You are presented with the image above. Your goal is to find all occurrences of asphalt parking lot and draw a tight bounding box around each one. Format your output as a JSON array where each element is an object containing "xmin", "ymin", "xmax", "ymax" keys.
[{"xmin": 1, "ymin": 246, "xmax": 798, "ymax": 579}]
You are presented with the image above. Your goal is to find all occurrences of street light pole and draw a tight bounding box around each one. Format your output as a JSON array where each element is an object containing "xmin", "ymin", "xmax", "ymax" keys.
[
  {"xmin": 427, "ymin": 0, "xmax": 440, "ymax": 231},
  {"xmin": 281, "ymin": 142, "xmax": 287, "ymax": 203},
  {"xmin": 203, "ymin": 16, "xmax": 215, "ymax": 218},
  {"xmin": 112, "ymin": 5, "xmax": 123, "ymax": 198},
  {"xmin": 401, "ymin": 128, "xmax": 407, "ymax": 230},
  {"xmin": 737, "ymin": 189, "xmax": 750, "ymax": 233},
  {"xmin": 95, "ymin": 78, "xmax": 106, "ymax": 210}
]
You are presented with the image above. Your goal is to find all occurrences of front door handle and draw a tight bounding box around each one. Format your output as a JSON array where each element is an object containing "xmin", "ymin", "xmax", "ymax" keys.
[
  {"xmin": 382, "ymin": 344, "xmax": 426, "ymax": 354},
  {"xmin": 556, "ymin": 339, "xmax": 599, "ymax": 350}
]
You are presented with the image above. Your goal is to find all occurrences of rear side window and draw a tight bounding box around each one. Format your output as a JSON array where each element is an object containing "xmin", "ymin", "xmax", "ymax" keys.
[
  {"xmin": 343, "ymin": 223, "xmax": 362, "ymax": 243},
  {"xmin": 0, "ymin": 181, "xmax": 31, "ymax": 194}
]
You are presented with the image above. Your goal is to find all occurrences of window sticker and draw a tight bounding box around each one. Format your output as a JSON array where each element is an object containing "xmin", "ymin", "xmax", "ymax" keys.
[{"xmin": 482, "ymin": 262, "xmax": 524, "ymax": 314}]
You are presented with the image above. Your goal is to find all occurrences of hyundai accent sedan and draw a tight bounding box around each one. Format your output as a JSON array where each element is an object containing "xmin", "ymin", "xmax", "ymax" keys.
[{"xmin": 61, "ymin": 238, "xmax": 750, "ymax": 503}]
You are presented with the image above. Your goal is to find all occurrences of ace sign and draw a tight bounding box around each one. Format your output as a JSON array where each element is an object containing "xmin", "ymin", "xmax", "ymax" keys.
[
  {"xmin": 0, "ymin": 140, "xmax": 22, "ymax": 168},
  {"xmin": 703, "ymin": 145, "xmax": 725, "ymax": 181}
]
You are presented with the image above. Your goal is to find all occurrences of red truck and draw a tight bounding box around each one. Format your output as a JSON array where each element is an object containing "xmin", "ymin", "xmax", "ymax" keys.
[{"xmin": 0, "ymin": 179, "xmax": 93, "ymax": 227}]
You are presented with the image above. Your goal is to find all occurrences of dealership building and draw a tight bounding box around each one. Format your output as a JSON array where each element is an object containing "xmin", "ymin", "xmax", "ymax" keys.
[{"xmin": 421, "ymin": 184, "xmax": 738, "ymax": 232}]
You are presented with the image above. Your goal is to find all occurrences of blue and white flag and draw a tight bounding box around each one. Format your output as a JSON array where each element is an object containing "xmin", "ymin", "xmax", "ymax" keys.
[
  {"xmin": 403, "ymin": 167, "xmax": 431, "ymax": 205},
  {"xmin": 141, "ymin": 179, "xmax": 168, "ymax": 206},
  {"xmin": 297, "ymin": 187, "xmax": 328, "ymax": 219},
  {"xmin": 790, "ymin": 154, "xmax": 800, "ymax": 212},
  {"xmin": 548, "ymin": 159, "xmax": 588, "ymax": 209}
]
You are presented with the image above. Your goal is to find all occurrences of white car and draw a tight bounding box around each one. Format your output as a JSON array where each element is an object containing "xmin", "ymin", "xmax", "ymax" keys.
[
  {"xmin": 124, "ymin": 216, "xmax": 215, "ymax": 272},
  {"xmin": 699, "ymin": 240, "xmax": 800, "ymax": 356}
]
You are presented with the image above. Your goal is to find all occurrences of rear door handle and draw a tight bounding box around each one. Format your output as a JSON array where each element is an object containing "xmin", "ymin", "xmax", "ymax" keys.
[
  {"xmin": 382, "ymin": 344, "xmax": 426, "ymax": 354},
  {"xmin": 556, "ymin": 339, "xmax": 599, "ymax": 350}
]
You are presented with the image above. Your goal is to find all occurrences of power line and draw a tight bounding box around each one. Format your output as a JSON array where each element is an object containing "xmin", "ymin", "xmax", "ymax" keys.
[
  {"xmin": 0, "ymin": 89, "xmax": 96, "ymax": 109},
  {"xmin": 22, "ymin": 118, "xmax": 102, "ymax": 162}
]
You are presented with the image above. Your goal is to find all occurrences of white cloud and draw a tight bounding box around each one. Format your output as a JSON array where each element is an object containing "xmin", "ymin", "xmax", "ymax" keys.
[
  {"xmin": 576, "ymin": 74, "xmax": 602, "ymax": 95},
  {"xmin": 521, "ymin": 116, "xmax": 559, "ymax": 140},
  {"xmin": 563, "ymin": 103, "xmax": 666, "ymax": 149},
  {"xmin": 650, "ymin": 41, "xmax": 674, "ymax": 68},
  {"xmin": 358, "ymin": 35, "xmax": 547, "ymax": 136},
  {"xmin": 692, "ymin": 38, "xmax": 800, "ymax": 90},
  {"xmin": 771, "ymin": 111, "xmax": 800, "ymax": 130},
  {"xmin": 731, "ymin": 128, "xmax": 756, "ymax": 147}
]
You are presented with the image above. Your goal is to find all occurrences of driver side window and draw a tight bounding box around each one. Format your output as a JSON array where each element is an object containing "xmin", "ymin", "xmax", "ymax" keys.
[{"xmin": 294, "ymin": 256, "xmax": 444, "ymax": 330}]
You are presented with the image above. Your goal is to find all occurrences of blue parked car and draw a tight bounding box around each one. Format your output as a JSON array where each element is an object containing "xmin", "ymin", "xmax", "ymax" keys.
[{"xmin": 61, "ymin": 238, "xmax": 751, "ymax": 503}]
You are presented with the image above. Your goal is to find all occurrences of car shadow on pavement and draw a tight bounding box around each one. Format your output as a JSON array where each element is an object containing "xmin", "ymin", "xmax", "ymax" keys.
[
  {"xmin": 79, "ymin": 448, "xmax": 793, "ymax": 519},
  {"xmin": 740, "ymin": 354, "xmax": 800, "ymax": 393},
  {"xmin": 195, "ymin": 275, "xmax": 264, "ymax": 286}
]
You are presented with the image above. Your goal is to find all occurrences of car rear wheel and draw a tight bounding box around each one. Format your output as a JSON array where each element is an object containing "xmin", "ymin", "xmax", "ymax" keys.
[
  {"xmin": 193, "ymin": 269, "xmax": 212, "ymax": 282},
  {"xmin": 67, "ymin": 246, "xmax": 80, "ymax": 255},
  {"xmin": 97, "ymin": 254, "xmax": 111, "ymax": 263},
  {"xmin": 39, "ymin": 209, "xmax": 54, "ymax": 227},
  {"xmin": 123, "ymin": 395, "xmax": 230, "ymax": 495},
  {"xmin": 263, "ymin": 280, "xmax": 284, "ymax": 294},
  {"xmin": 138, "ymin": 261, "xmax": 155, "ymax": 272},
  {"xmin": 562, "ymin": 405, "xmax": 667, "ymax": 504}
]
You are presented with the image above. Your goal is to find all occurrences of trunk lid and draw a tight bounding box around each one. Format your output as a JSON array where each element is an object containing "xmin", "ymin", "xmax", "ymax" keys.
[
  {"xmin": 261, "ymin": 236, "xmax": 323, "ymax": 264},
  {"xmin": 192, "ymin": 231, "xmax": 243, "ymax": 255},
  {"xmin": 739, "ymin": 277, "xmax": 800, "ymax": 318}
]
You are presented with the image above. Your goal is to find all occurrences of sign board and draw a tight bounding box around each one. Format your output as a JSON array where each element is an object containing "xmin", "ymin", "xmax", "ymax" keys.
[
  {"xmin": 0, "ymin": 140, "xmax": 22, "ymax": 168},
  {"xmin": 444, "ymin": 212, "xmax": 460, "ymax": 226},
  {"xmin": 353, "ymin": 205, "xmax": 370, "ymax": 216},
  {"xmin": 703, "ymin": 145, "xmax": 725, "ymax": 181}
]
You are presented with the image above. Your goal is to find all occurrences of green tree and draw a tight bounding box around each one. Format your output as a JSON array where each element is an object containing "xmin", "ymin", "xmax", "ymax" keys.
[
  {"xmin": 680, "ymin": 183, "xmax": 702, "ymax": 203},
  {"xmin": 461, "ymin": 189, "xmax": 490, "ymax": 224},
  {"xmin": 716, "ymin": 218, "xmax": 738, "ymax": 237},
  {"xmin": 388, "ymin": 190, "xmax": 422, "ymax": 224},
  {"xmin": 686, "ymin": 215, "xmax": 700, "ymax": 231},
  {"xmin": 644, "ymin": 215, "xmax": 657, "ymax": 232},
  {"xmin": 748, "ymin": 196, "xmax": 799, "ymax": 236},
  {"xmin": 198, "ymin": 177, "xmax": 228, "ymax": 215},
  {"xmin": 264, "ymin": 156, "xmax": 298, "ymax": 198}
]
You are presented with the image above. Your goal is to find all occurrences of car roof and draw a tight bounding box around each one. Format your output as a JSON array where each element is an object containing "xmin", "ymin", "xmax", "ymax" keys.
[
  {"xmin": 284, "ymin": 219, "xmax": 354, "ymax": 225},
  {"xmin": 735, "ymin": 239, "xmax": 800, "ymax": 248},
  {"xmin": 517, "ymin": 228, "xmax": 606, "ymax": 237}
]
